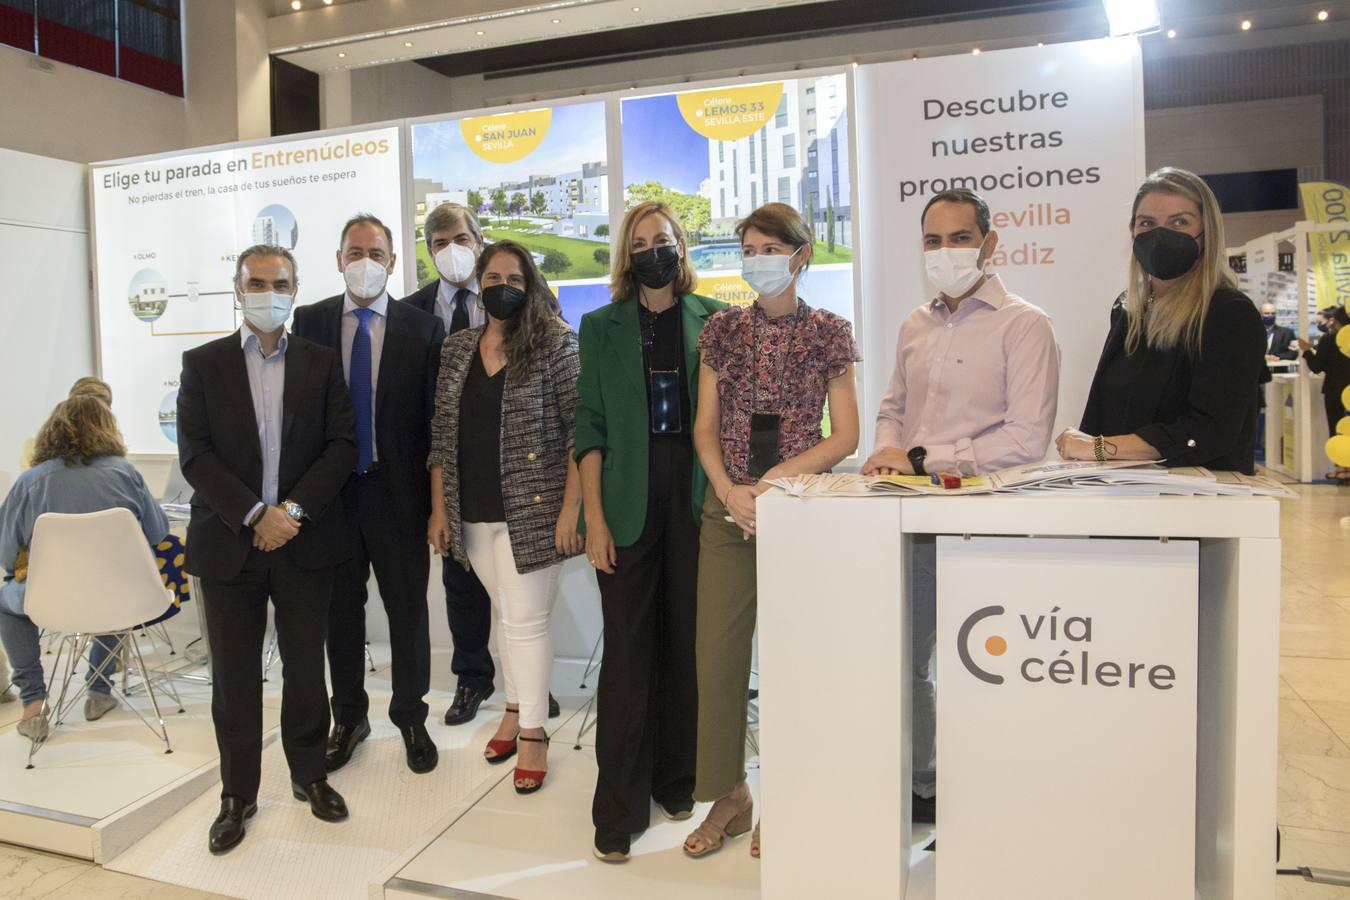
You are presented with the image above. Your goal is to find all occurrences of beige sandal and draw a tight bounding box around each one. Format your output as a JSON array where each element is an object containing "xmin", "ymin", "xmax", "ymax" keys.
[
  {"xmin": 683, "ymin": 782, "xmax": 753, "ymax": 858},
  {"xmin": 751, "ymin": 821, "xmax": 761, "ymax": 858}
]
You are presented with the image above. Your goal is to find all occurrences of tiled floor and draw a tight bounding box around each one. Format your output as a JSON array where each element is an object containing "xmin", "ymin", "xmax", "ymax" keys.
[{"xmin": 2, "ymin": 485, "xmax": 1350, "ymax": 898}]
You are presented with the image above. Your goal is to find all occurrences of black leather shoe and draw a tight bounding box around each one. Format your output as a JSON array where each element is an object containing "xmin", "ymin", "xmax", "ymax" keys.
[
  {"xmin": 593, "ymin": 827, "xmax": 631, "ymax": 862},
  {"xmin": 402, "ymin": 723, "xmax": 439, "ymax": 774},
  {"xmin": 324, "ymin": 719, "xmax": 371, "ymax": 773},
  {"xmin": 443, "ymin": 684, "xmax": 493, "ymax": 726},
  {"xmin": 292, "ymin": 779, "xmax": 349, "ymax": 822},
  {"xmin": 912, "ymin": 792, "xmax": 936, "ymax": 824},
  {"xmin": 208, "ymin": 796, "xmax": 257, "ymax": 854},
  {"xmin": 549, "ymin": 693, "xmax": 560, "ymax": 718}
]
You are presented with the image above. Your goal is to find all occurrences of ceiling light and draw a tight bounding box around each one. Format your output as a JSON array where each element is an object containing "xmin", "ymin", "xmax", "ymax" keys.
[
  {"xmin": 1101, "ymin": 0, "xmax": 1160, "ymax": 36},
  {"xmin": 404, "ymin": 41, "xmax": 413, "ymax": 47},
  {"xmin": 290, "ymin": 0, "xmax": 301, "ymax": 9},
  {"xmin": 337, "ymin": 51, "xmax": 345, "ymax": 58},
  {"xmin": 1037, "ymin": 41, "xmax": 1044, "ymax": 47},
  {"xmin": 323, "ymin": 0, "xmax": 332, "ymax": 5},
  {"xmin": 476, "ymin": 29, "xmax": 485, "ymax": 35},
  {"xmin": 971, "ymin": 47, "xmax": 981, "ymax": 55},
  {"xmin": 1240, "ymin": 19, "xmax": 1252, "ymax": 30},
  {"xmin": 1167, "ymin": 28, "xmax": 1176, "ymax": 38},
  {"xmin": 632, "ymin": 5, "xmax": 641, "ymax": 10},
  {"xmin": 1317, "ymin": 9, "xmax": 1329, "ymax": 20},
  {"xmin": 552, "ymin": 18, "xmax": 561, "ymax": 24}
]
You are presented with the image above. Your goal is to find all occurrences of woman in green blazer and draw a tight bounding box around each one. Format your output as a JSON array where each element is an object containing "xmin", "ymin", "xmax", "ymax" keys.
[{"xmin": 575, "ymin": 201, "xmax": 724, "ymax": 862}]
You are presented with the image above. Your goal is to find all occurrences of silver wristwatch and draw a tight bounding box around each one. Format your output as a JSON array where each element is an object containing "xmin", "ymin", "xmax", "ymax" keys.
[{"xmin": 283, "ymin": 499, "xmax": 307, "ymax": 521}]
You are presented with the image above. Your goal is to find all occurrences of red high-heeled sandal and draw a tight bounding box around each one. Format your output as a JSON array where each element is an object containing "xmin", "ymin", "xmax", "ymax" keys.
[
  {"xmin": 484, "ymin": 707, "xmax": 519, "ymax": 764},
  {"xmin": 514, "ymin": 734, "xmax": 550, "ymax": 794}
]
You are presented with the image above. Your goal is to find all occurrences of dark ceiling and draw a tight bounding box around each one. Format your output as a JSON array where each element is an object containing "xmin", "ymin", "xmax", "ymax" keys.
[{"xmin": 415, "ymin": 0, "xmax": 1096, "ymax": 80}]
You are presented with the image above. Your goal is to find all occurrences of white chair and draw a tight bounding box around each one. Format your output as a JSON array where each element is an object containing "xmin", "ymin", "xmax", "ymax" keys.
[{"xmin": 23, "ymin": 509, "xmax": 179, "ymax": 767}]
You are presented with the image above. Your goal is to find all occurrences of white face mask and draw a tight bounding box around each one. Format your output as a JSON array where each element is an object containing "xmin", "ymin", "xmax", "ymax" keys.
[
  {"xmin": 241, "ymin": 290, "xmax": 294, "ymax": 333},
  {"xmin": 434, "ymin": 242, "xmax": 477, "ymax": 285},
  {"xmin": 924, "ymin": 237, "xmax": 988, "ymax": 299},
  {"xmin": 742, "ymin": 247, "xmax": 800, "ymax": 299},
  {"xmin": 343, "ymin": 257, "xmax": 389, "ymax": 300}
]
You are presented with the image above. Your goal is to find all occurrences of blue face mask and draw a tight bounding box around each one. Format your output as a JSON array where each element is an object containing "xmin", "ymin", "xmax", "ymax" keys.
[
  {"xmin": 1319, "ymin": 323, "xmax": 1330, "ymax": 334},
  {"xmin": 1262, "ymin": 315, "xmax": 1276, "ymax": 327}
]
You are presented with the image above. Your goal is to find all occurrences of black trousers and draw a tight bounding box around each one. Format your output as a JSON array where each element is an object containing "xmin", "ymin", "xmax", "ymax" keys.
[
  {"xmin": 328, "ymin": 469, "xmax": 432, "ymax": 729},
  {"xmin": 592, "ymin": 436, "xmax": 700, "ymax": 833},
  {"xmin": 1326, "ymin": 389, "xmax": 1347, "ymax": 436},
  {"xmin": 200, "ymin": 548, "xmax": 333, "ymax": 803},
  {"xmin": 442, "ymin": 553, "xmax": 494, "ymax": 692}
]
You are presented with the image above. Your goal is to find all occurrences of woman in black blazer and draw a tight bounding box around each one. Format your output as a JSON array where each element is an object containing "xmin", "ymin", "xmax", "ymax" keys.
[
  {"xmin": 427, "ymin": 240, "xmax": 583, "ymax": 796},
  {"xmin": 1058, "ymin": 167, "xmax": 1266, "ymax": 473},
  {"xmin": 1298, "ymin": 306, "xmax": 1350, "ymax": 481}
]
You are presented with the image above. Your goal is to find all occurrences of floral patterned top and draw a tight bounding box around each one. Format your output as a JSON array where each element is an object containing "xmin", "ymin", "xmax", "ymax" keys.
[{"xmin": 698, "ymin": 298, "xmax": 860, "ymax": 485}]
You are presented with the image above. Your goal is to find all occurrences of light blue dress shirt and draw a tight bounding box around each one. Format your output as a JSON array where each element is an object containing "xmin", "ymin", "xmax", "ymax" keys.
[
  {"xmin": 341, "ymin": 292, "xmax": 387, "ymax": 462},
  {"xmin": 241, "ymin": 327, "xmax": 287, "ymax": 522},
  {"xmin": 435, "ymin": 278, "xmax": 484, "ymax": 332}
]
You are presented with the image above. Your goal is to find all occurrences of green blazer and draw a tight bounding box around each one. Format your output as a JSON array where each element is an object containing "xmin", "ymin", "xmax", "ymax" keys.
[{"xmin": 574, "ymin": 292, "xmax": 726, "ymax": 546}]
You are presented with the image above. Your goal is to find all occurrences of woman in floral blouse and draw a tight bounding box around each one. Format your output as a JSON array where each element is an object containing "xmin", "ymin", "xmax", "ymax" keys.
[{"xmin": 684, "ymin": 202, "xmax": 860, "ymax": 859}]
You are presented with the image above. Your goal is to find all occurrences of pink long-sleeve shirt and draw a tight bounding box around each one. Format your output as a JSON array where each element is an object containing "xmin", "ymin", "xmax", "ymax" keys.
[{"xmin": 874, "ymin": 274, "xmax": 1060, "ymax": 475}]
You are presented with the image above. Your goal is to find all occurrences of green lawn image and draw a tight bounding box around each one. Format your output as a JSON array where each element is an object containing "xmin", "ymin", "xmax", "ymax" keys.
[
  {"xmin": 810, "ymin": 241, "xmax": 852, "ymax": 265},
  {"xmin": 414, "ymin": 223, "xmax": 609, "ymax": 287}
]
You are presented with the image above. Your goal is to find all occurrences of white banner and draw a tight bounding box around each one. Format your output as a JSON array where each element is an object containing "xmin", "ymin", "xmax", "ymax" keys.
[
  {"xmin": 855, "ymin": 39, "xmax": 1145, "ymax": 454},
  {"xmin": 936, "ymin": 536, "xmax": 1198, "ymax": 899},
  {"xmin": 91, "ymin": 126, "xmax": 405, "ymax": 454}
]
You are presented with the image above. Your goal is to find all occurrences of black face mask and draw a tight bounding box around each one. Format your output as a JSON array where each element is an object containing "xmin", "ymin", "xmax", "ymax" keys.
[
  {"xmin": 1133, "ymin": 227, "xmax": 1201, "ymax": 280},
  {"xmin": 631, "ymin": 245, "xmax": 682, "ymax": 290},
  {"xmin": 482, "ymin": 284, "xmax": 526, "ymax": 321}
]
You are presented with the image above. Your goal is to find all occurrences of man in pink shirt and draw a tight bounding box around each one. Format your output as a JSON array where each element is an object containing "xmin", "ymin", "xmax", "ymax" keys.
[{"xmin": 862, "ymin": 188, "xmax": 1060, "ymax": 825}]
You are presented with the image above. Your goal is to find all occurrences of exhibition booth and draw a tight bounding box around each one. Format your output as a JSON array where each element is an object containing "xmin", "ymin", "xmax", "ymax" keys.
[{"xmin": 0, "ymin": 34, "xmax": 1294, "ymax": 900}]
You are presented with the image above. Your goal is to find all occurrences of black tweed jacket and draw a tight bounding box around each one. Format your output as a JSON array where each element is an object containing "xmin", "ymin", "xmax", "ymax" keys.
[{"xmin": 429, "ymin": 321, "xmax": 581, "ymax": 573}]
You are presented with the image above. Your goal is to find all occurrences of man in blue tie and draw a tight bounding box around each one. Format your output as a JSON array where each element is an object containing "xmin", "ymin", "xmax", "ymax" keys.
[
  {"xmin": 405, "ymin": 202, "xmax": 560, "ymax": 726},
  {"xmin": 292, "ymin": 215, "xmax": 445, "ymax": 775}
]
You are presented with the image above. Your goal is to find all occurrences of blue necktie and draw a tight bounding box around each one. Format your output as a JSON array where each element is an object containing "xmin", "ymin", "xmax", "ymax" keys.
[
  {"xmin": 450, "ymin": 288, "xmax": 471, "ymax": 334},
  {"xmin": 351, "ymin": 307, "xmax": 374, "ymax": 474}
]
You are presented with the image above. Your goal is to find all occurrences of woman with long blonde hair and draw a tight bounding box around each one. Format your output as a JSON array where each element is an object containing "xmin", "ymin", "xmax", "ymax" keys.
[
  {"xmin": 1057, "ymin": 167, "xmax": 1266, "ymax": 472},
  {"xmin": 0, "ymin": 395, "xmax": 172, "ymax": 739}
]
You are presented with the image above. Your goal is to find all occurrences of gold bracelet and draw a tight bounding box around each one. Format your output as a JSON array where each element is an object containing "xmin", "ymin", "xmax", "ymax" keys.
[{"xmin": 1093, "ymin": 435, "xmax": 1106, "ymax": 463}]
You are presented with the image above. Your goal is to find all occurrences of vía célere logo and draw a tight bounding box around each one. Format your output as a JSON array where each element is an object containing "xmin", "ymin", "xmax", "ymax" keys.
[{"xmin": 957, "ymin": 605, "xmax": 1178, "ymax": 690}]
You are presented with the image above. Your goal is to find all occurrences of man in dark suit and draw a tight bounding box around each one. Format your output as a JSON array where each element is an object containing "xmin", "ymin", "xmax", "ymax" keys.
[
  {"xmin": 405, "ymin": 202, "xmax": 559, "ymax": 726},
  {"xmin": 292, "ymin": 214, "xmax": 444, "ymax": 775},
  {"xmin": 178, "ymin": 245, "xmax": 356, "ymax": 854},
  {"xmin": 1262, "ymin": 303, "xmax": 1298, "ymax": 362}
]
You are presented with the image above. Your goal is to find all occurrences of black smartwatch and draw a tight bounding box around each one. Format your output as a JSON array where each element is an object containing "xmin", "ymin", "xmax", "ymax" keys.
[{"xmin": 907, "ymin": 446, "xmax": 928, "ymax": 476}]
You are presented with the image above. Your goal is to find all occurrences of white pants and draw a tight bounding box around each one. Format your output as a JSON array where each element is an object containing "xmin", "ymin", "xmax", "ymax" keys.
[{"xmin": 463, "ymin": 522, "xmax": 560, "ymax": 729}]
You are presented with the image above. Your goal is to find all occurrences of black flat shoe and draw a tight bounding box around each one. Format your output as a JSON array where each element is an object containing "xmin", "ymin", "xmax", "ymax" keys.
[
  {"xmin": 658, "ymin": 799, "xmax": 695, "ymax": 821},
  {"xmin": 549, "ymin": 693, "xmax": 560, "ymax": 719},
  {"xmin": 292, "ymin": 779, "xmax": 349, "ymax": 822},
  {"xmin": 443, "ymin": 684, "xmax": 493, "ymax": 726},
  {"xmin": 324, "ymin": 719, "xmax": 371, "ymax": 773},
  {"xmin": 911, "ymin": 792, "xmax": 936, "ymax": 824},
  {"xmin": 593, "ymin": 827, "xmax": 631, "ymax": 862},
  {"xmin": 402, "ymin": 723, "xmax": 439, "ymax": 774},
  {"xmin": 208, "ymin": 796, "xmax": 257, "ymax": 854}
]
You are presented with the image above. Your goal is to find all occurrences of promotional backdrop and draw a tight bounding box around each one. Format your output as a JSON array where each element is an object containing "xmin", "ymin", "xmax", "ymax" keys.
[
  {"xmin": 409, "ymin": 101, "xmax": 611, "ymax": 327},
  {"xmin": 855, "ymin": 39, "xmax": 1146, "ymax": 450},
  {"xmin": 91, "ymin": 125, "xmax": 404, "ymax": 453}
]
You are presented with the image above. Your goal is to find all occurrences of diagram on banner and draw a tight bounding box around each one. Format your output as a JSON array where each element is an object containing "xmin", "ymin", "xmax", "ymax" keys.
[{"xmin": 92, "ymin": 126, "xmax": 404, "ymax": 453}]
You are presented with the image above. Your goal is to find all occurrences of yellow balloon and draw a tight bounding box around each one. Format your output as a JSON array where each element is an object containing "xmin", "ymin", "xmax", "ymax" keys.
[
  {"xmin": 1342, "ymin": 385, "xmax": 1350, "ymax": 411},
  {"xmin": 1338, "ymin": 324, "xmax": 1350, "ymax": 355},
  {"xmin": 1327, "ymin": 434, "xmax": 1350, "ymax": 467},
  {"xmin": 1340, "ymin": 417, "xmax": 1350, "ymax": 436}
]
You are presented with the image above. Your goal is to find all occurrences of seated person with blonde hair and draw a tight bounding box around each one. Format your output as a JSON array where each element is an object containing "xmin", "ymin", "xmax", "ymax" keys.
[{"xmin": 0, "ymin": 395, "xmax": 171, "ymax": 739}]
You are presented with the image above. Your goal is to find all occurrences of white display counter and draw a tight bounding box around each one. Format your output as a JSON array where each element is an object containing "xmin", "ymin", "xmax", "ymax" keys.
[
  {"xmin": 757, "ymin": 491, "xmax": 1279, "ymax": 900},
  {"xmin": 1264, "ymin": 360, "xmax": 1332, "ymax": 482}
]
